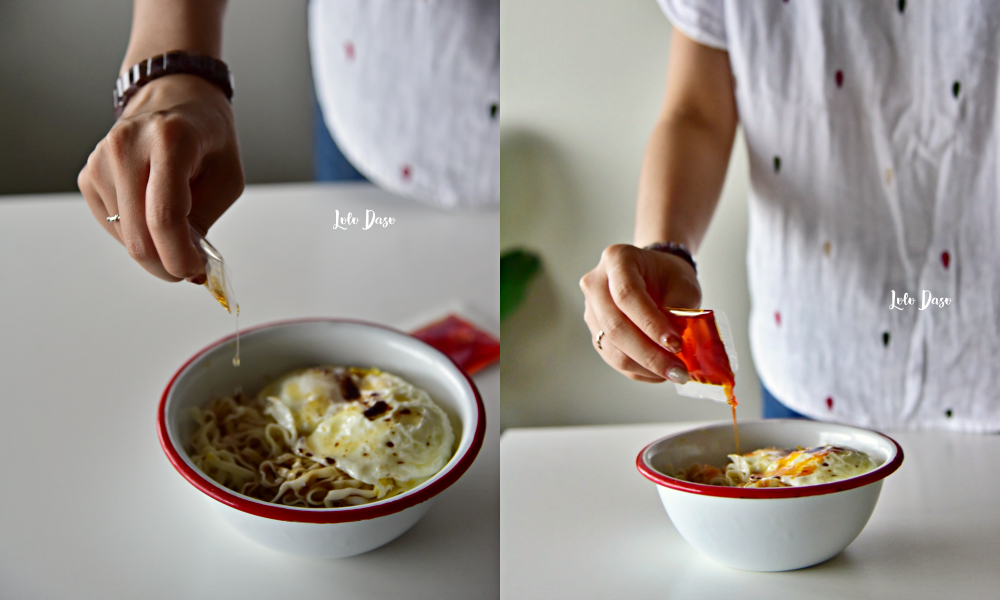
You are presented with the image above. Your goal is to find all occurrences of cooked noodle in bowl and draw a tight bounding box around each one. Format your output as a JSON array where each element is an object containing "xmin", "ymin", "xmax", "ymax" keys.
[
  {"xmin": 158, "ymin": 319, "xmax": 485, "ymax": 558},
  {"xmin": 188, "ymin": 366, "xmax": 455, "ymax": 509}
]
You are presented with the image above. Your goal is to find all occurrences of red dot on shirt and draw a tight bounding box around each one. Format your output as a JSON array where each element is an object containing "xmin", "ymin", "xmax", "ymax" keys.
[
  {"xmin": 835, "ymin": 70, "xmax": 844, "ymax": 88},
  {"xmin": 941, "ymin": 251, "xmax": 950, "ymax": 269},
  {"xmin": 401, "ymin": 165, "xmax": 412, "ymax": 180},
  {"xmin": 344, "ymin": 42, "xmax": 355, "ymax": 61},
  {"xmin": 775, "ymin": 311, "xmax": 782, "ymax": 326},
  {"xmin": 826, "ymin": 396, "xmax": 834, "ymax": 410}
]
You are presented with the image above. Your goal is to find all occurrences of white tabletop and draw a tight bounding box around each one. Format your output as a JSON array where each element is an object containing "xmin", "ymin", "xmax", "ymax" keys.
[
  {"xmin": 0, "ymin": 183, "xmax": 499, "ymax": 599},
  {"xmin": 500, "ymin": 421, "xmax": 1000, "ymax": 599}
]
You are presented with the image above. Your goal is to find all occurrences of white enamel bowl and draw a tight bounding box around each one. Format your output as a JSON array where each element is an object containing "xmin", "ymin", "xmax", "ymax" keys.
[
  {"xmin": 158, "ymin": 318, "xmax": 485, "ymax": 558},
  {"xmin": 637, "ymin": 419, "xmax": 903, "ymax": 571}
]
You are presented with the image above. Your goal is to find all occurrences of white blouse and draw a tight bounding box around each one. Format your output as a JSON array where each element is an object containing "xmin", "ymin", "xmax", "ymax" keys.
[
  {"xmin": 309, "ymin": 0, "xmax": 499, "ymax": 210},
  {"xmin": 659, "ymin": 0, "xmax": 1000, "ymax": 431}
]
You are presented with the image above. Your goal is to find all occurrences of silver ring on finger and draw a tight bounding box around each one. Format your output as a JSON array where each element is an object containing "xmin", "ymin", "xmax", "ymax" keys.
[
  {"xmin": 595, "ymin": 330, "xmax": 605, "ymax": 350},
  {"xmin": 106, "ymin": 214, "xmax": 121, "ymax": 222}
]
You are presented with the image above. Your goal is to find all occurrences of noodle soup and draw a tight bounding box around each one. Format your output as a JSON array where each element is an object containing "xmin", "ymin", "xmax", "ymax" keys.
[
  {"xmin": 189, "ymin": 366, "xmax": 455, "ymax": 508},
  {"xmin": 674, "ymin": 445, "xmax": 877, "ymax": 488}
]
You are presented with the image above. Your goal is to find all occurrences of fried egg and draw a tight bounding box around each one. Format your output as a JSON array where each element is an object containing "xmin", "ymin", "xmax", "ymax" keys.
[
  {"xmin": 260, "ymin": 366, "xmax": 357, "ymax": 436},
  {"xmin": 259, "ymin": 366, "xmax": 455, "ymax": 495},
  {"xmin": 728, "ymin": 445, "xmax": 877, "ymax": 487}
]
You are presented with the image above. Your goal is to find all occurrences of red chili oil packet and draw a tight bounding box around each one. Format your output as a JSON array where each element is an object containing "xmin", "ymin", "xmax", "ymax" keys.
[
  {"xmin": 411, "ymin": 314, "xmax": 500, "ymax": 375},
  {"xmin": 664, "ymin": 309, "xmax": 738, "ymax": 405}
]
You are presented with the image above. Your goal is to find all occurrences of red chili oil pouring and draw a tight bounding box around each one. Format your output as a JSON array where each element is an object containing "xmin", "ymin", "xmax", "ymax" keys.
[{"xmin": 666, "ymin": 309, "xmax": 740, "ymax": 455}]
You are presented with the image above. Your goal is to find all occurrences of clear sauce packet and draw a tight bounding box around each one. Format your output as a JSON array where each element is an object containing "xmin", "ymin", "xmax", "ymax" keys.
[
  {"xmin": 190, "ymin": 225, "xmax": 237, "ymax": 314},
  {"xmin": 190, "ymin": 225, "xmax": 240, "ymax": 366}
]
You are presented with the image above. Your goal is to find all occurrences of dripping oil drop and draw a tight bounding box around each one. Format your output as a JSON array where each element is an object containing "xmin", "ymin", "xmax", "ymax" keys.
[{"xmin": 232, "ymin": 304, "xmax": 240, "ymax": 367}]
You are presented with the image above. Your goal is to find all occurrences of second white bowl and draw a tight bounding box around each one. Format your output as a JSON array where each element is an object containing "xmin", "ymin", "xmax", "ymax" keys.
[{"xmin": 637, "ymin": 419, "xmax": 903, "ymax": 571}]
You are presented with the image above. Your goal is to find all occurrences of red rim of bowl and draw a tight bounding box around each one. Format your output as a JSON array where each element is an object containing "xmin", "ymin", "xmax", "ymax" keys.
[
  {"xmin": 636, "ymin": 422, "xmax": 904, "ymax": 499},
  {"xmin": 157, "ymin": 317, "xmax": 486, "ymax": 523}
]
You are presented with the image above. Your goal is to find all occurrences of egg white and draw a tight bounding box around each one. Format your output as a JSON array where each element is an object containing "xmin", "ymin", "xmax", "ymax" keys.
[
  {"xmin": 305, "ymin": 370, "xmax": 455, "ymax": 490},
  {"xmin": 258, "ymin": 366, "xmax": 455, "ymax": 495},
  {"xmin": 260, "ymin": 366, "xmax": 352, "ymax": 437}
]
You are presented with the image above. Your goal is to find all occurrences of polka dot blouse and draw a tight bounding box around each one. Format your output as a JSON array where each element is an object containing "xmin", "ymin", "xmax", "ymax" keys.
[
  {"xmin": 310, "ymin": 0, "xmax": 499, "ymax": 209},
  {"xmin": 659, "ymin": 0, "xmax": 1000, "ymax": 431}
]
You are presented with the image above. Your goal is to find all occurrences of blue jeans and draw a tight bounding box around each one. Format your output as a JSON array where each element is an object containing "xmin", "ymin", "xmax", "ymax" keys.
[
  {"xmin": 312, "ymin": 86, "xmax": 367, "ymax": 182},
  {"xmin": 761, "ymin": 384, "xmax": 811, "ymax": 420}
]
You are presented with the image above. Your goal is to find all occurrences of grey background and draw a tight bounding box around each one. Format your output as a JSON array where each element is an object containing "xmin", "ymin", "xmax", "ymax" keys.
[{"xmin": 0, "ymin": 0, "xmax": 313, "ymax": 196}]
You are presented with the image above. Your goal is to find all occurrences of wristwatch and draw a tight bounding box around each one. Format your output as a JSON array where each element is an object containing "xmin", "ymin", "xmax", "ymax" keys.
[{"xmin": 113, "ymin": 50, "xmax": 234, "ymax": 119}]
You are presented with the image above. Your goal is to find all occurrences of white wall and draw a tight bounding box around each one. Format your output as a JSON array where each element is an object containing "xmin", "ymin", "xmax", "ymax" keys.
[
  {"xmin": 0, "ymin": 0, "xmax": 312, "ymax": 196},
  {"xmin": 500, "ymin": 0, "xmax": 760, "ymax": 428}
]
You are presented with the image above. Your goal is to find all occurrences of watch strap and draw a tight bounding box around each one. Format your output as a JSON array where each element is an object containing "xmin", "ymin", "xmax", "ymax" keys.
[
  {"xmin": 113, "ymin": 51, "xmax": 233, "ymax": 119},
  {"xmin": 643, "ymin": 241, "xmax": 697, "ymax": 274}
]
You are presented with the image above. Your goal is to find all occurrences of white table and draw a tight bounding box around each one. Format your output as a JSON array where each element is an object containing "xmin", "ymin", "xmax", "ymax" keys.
[
  {"xmin": 501, "ymin": 422, "xmax": 1000, "ymax": 599},
  {"xmin": 0, "ymin": 183, "xmax": 499, "ymax": 599}
]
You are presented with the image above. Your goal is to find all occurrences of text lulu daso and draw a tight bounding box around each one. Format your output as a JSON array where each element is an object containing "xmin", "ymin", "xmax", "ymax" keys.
[{"xmin": 333, "ymin": 210, "xmax": 396, "ymax": 231}]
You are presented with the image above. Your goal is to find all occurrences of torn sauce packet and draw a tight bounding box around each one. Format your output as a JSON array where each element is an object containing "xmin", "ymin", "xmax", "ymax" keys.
[{"xmin": 410, "ymin": 314, "xmax": 500, "ymax": 375}]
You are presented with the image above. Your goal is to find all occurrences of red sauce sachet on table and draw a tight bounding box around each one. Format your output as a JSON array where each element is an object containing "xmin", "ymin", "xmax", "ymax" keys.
[{"xmin": 411, "ymin": 314, "xmax": 500, "ymax": 375}]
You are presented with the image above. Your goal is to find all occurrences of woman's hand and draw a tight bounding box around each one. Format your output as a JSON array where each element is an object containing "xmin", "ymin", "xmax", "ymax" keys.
[
  {"xmin": 582, "ymin": 32, "xmax": 735, "ymax": 384},
  {"xmin": 78, "ymin": 74, "xmax": 244, "ymax": 282},
  {"xmin": 580, "ymin": 244, "xmax": 702, "ymax": 383}
]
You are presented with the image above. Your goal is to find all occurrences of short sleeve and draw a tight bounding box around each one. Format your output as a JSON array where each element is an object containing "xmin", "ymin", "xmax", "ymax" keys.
[{"xmin": 656, "ymin": 0, "xmax": 727, "ymax": 51}]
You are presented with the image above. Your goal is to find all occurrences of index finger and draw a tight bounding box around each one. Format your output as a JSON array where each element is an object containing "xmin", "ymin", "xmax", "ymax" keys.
[{"xmin": 605, "ymin": 259, "xmax": 683, "ymax": 352}]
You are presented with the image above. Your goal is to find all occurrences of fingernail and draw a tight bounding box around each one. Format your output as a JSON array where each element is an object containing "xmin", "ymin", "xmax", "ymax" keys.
[
  {"xmin": 187, "ymin": 274, "xmax": 207, "ymax": 285},
  {"xmin": 667, "ymin": 367, "xmax": 689, "ymax": 384},
  {"xmin": 662, "ymin": 334, "xmax": 682, "ymax": 354}
]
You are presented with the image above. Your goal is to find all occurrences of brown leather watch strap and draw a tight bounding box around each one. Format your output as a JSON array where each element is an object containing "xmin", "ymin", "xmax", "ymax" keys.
[{"xmin": 113, "ymin": 51, "xmax": 233, "ymax": 119}]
